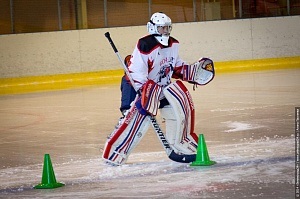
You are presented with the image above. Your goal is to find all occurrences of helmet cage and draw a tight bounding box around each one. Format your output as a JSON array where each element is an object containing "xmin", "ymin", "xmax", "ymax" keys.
[{"xmin": 147, "ymin": 12, "xmax": 172, "ymax": 46}]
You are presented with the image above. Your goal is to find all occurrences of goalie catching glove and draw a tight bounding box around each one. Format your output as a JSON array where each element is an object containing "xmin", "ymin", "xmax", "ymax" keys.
[{"xmin": 182, "ymin": 57, "xmax": 215, "ymax": 85}]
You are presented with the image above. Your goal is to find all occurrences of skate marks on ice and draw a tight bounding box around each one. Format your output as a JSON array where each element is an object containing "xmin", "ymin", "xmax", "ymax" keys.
[
  {"xmin": 222, "ymin": 121, "xmax": 265, "ymax": 133},
  {"xmin": 0, "ymin": 136, "xmax": 294, "ymax": 198}
]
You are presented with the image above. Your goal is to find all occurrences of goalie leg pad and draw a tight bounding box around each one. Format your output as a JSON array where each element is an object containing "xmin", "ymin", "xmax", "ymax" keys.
[
  {"xmin": 102, "ymin": 104, "xmax": 150, "ymax": 165},
  {"xmin": 160, "ymin": 105, "xmax": 178, "ymax": 147},
  {"xmin": 162, "ymin": 80, "xmax": 198, "ymax": 154}
]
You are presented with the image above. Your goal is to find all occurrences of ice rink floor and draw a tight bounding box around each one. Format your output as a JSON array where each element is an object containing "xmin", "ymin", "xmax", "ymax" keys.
[{"xmin": 0, "ymin": 69, "xmax": 299, "ymax": 198}]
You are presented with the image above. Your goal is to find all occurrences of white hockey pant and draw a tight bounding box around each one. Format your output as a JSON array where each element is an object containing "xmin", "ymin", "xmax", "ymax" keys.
[
  {"xmin": 161, "ymin": 80, "xmax": 198, "ymax": 155},
  {"xmin": 102, "ymin": 103, "xmax": 150, "ymax": 165}
]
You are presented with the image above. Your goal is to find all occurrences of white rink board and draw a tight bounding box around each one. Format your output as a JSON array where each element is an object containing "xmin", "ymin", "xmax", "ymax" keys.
[
  {"xmin": 173, "ymin": 19, "xmax": 253, "ymax": 62},
  {"xmin": 251, "ymin": 16, "xmax": 300, "ymax": 58},
  {"xmin": 0, "ymin": 16, "xmax": 299, "ymax": 78}
]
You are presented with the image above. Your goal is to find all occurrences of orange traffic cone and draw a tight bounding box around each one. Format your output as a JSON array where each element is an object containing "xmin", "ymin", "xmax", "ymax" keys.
[
  {"xmin": 34, "ymin": 154, "xmax": 65, "ymax": 189},
  {"xmin": 190, "ymin": 134, "xmax": 216, "ymax": 166}
]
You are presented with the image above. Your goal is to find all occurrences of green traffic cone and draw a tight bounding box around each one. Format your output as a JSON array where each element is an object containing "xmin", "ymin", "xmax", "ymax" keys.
[
  {"xmin": 190, "ymin": 134, "xmax": 216, "ymax": 166},
  {"xmin": 34, "ymin": 154, "xmax": 65, "ymax": 189}
]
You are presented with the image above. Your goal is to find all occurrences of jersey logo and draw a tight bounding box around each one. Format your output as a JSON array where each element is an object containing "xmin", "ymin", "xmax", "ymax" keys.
[
  {"xmin": 148, "ymin": 58, "xmax": 154, "ymax": 73},
  {"xmin": 158, "ymin": 64, "xmax": 173, "ymax": 84}
]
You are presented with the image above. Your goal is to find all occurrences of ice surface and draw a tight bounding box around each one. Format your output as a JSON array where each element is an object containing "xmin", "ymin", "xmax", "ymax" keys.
[
  {"xmin": 0, "ymin": 137, "xmax": 294, "ymax": 198},
  {"xmin": 222, "ymin": 121, "xmax": 265, "ymax": 133},
  {"xmin": 0, "ymin": 69, "xmax": 299, "ymax": 198}
]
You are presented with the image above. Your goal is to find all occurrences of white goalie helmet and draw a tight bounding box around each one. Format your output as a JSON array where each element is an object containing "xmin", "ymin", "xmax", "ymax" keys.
[{"xmin": 147, "ymin": 12, "xmax": 172, "ymax": 46}]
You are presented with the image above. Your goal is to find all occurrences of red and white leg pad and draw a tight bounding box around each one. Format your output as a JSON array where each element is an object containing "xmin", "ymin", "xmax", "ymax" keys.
[
  {"xmin": 102, "ymin": 102, "xmax": 150, "ymax": 166},
  {"xmin": 161, "ymin": 80, "xmax": 198, "ymax": 155}
]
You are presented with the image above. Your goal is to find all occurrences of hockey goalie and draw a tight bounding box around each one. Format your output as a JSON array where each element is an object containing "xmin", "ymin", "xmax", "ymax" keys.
[{"xmin": 102, "ymin": 12, "xmax": 215, "ymax": 166}]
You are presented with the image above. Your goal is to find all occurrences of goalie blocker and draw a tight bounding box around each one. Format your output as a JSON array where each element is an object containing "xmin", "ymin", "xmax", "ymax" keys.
[{"xmin": 102, "ymin": 80, "xmax": 198, "ymax": 166}]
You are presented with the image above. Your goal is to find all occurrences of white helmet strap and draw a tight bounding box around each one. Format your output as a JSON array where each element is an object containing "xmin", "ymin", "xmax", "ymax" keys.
[{"xmin": 154, "ymin": 35, "xmax": 169, "ymax": 46}]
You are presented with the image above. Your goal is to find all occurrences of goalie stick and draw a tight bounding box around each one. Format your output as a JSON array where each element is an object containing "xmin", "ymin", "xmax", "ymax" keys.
[{"xmin": 104, "ymin": 32, "xmax": 196, "ymax": 163}]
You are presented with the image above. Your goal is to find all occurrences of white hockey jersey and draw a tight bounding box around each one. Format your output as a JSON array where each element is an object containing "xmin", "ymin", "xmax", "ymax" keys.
[{"xmin": 128, "ymin": 35, "xmax": 187, "ymax": 92}]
